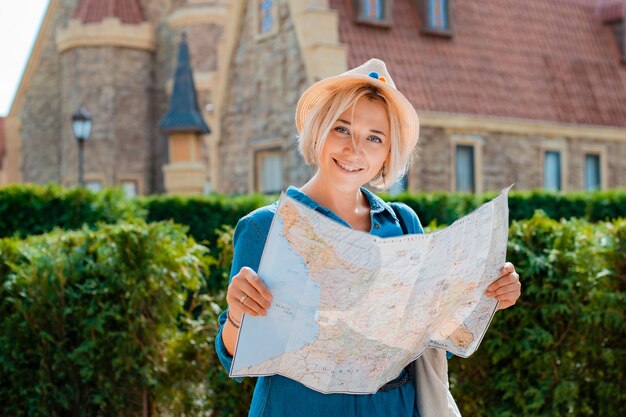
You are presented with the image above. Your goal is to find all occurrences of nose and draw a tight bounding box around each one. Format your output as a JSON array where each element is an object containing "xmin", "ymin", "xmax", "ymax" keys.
[{"xmin": 343, "ymin": 136, "xmax": 361, "ymax": 156}]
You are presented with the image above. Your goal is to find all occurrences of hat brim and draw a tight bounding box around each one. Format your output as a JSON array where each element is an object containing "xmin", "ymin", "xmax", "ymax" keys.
[{"xmin": 295, "ymin": 74, "xmax": 419, "ymax": 155}]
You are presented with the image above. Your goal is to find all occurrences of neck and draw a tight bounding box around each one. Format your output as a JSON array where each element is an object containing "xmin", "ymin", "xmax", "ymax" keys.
[{"xmin": 299, "ymin": 173, "xmax": 369, "ymax": 218}]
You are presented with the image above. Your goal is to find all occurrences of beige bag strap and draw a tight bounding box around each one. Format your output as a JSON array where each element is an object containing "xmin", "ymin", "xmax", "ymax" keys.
[{"xmin": 414, "ymin": 348, "xmax": 462, "ymax": 417}]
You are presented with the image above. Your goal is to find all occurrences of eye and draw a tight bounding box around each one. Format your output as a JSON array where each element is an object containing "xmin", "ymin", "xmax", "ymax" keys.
[
  {"xmin": 334, "ymin": 126, "xmax": 350, "ymax": 135},
  {"xmin": 368, "ymin": 135, "xmax": 383, "ymax": 144}
]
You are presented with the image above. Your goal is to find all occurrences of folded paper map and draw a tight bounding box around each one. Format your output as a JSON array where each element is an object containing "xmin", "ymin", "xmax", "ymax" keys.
[{"xmin": 231, "ymin": 186, "xmax": 512, "ymax": 394}]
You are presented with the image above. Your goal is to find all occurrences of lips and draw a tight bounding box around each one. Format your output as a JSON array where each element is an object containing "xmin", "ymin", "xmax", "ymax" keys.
[{"xmin": 333, "ymin": 158, "xmax": 364, "ymax": 172}]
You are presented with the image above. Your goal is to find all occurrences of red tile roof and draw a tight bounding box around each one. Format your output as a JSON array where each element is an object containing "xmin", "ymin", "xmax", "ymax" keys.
[
  {"xmin": 0, "ymin": 117, "xmax": 5, "ymax": 170},
  {"xmin": 72, "ymin": 0, "xmax": 145, "ymax": 24},
  {"xmin": 331, "ymin": 0, "xmax": 626, "ymax": 127}
]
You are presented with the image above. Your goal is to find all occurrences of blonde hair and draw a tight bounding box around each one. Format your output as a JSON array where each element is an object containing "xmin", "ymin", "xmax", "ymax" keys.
[{"xmin": 297, "ymin": 83, "xmax": 413, "ymax": 190}]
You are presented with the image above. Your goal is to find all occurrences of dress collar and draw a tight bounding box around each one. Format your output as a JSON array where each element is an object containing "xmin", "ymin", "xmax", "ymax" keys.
[{"xmin": 285, "ymin": 186, "xmax": 398, "ymax": 221}]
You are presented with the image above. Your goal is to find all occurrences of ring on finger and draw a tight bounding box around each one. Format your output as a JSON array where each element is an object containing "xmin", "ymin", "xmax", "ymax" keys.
[{"xmin": 240, "ymin": 294, "xmax": 248, "ymax": 304}]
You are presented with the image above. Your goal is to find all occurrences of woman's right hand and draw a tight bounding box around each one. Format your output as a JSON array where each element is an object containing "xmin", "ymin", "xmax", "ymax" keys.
[{"xmin": 226, "ymin": 266, "xmax": 273, "ymax": 321}]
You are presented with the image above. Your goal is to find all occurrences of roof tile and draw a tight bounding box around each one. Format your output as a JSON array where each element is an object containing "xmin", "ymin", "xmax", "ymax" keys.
[
  {"xmin": 72, "ymin": 0, "xmax": 145, "ymax": 24},
  {"xmin": 331, "ymin": 0, "xmax": 626, "ymax": 127}
]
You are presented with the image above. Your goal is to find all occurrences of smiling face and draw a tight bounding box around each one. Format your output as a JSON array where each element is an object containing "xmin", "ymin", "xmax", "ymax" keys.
[{"xmin": 316, "ymin": 97, "xmax": 391, "ymax": 192}]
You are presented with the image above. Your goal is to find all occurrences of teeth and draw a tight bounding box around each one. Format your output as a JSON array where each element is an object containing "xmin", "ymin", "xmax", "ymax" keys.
[{"xmin": 336, "ymin": 160, "xmax": 362, "ymax": 172}]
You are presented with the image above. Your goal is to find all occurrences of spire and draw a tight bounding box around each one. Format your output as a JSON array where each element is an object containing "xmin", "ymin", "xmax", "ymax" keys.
[
  {"xmin": 72, "ymin": 0, "xmax": 145, "ymax": 24},
  {"xmin": 159, "ymin": 33, "xmax": 211, "ymax": 134}
]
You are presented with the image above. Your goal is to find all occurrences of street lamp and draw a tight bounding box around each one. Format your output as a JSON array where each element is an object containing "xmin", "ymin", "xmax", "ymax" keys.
[{"xmin": 71, "ymin": 105, "xmax": 93, "ymax": 186}]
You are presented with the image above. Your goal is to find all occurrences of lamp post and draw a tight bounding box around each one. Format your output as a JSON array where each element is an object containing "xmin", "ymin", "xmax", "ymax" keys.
[{"xmin": 71, "ymin": 105, "xmax": 93, "ymax": 186}]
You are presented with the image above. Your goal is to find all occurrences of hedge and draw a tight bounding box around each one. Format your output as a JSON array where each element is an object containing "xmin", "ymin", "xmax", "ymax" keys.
[
  {"xmin": 2, "ymin": 185, "xmax": 626, "ymax": 242},
  {"xmin": 448, "ymin": 214, "xmax": 625, "ymax": 416},
  {"xmin": 138, "ymin": 193, "xmax": 272, "ymax": 293},
  {"xmin": 2, "ymin": 184, "xmax": 625, "ymax": 293},
  {"xmin": 0, "ymin": 184, "xmax": 138, "ymax": 239},
  {"xmin": 385, "ymin": 188, "xmax": 626, "ymax": 227},
  {"xmin": 0, "ymin": 220, "xmax": 235, "ymax": 416}
]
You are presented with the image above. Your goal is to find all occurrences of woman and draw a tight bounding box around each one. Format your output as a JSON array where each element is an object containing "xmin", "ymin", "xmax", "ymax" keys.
[{"xmin": 215, "ymin": 59, "xmax": 521, "ymax": 416}]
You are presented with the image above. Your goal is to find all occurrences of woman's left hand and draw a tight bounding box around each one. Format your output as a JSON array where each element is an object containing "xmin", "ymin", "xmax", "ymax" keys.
[{"xmin": 486, "ymin": 262, "xmax": 521, "ymax": 311}]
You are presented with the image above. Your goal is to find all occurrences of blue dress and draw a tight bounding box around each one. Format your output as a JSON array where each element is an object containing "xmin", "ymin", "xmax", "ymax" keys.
[{"xmin": 215, "ymin": 186, "xmax": 424, "ymax": 417}]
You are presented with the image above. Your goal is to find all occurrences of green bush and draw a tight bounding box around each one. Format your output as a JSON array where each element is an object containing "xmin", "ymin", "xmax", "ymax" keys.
[
  {"xmin": 384, "ymin": 189, "xmax": 626, "ymax": 226},
  {"xmin": 449, "ymin": 214, "xmax": 626, "ymax": 416},
  {"xmin": 2, "ymin": 184, "xmax": 625, "ymax": 294},
  {"xmin": 0, "ymin": 184, "xmax": 139, "ymax": 239},
  {"xmin": 0, "ymin": 220, "xmax": 223, "ymax": 416},
  {"xmin": 138, "ymin": 193, "xmax": 272, "ymax": 292}
]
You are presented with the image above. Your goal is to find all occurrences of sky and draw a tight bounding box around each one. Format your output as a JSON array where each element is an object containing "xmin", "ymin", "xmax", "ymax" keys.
[{"xmin": 0, "ymin": 0, "xmax": 50, "ymax": 116}]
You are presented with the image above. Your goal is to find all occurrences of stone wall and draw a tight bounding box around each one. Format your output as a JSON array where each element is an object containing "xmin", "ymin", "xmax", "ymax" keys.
[
  {"xmin": 410, "ymin": 127, "xmax": 626, "ymax": 192},
  {"xmin": 20, "ymin": 0, "xmax": 78, "ymax": 184},
  {"xmin": 59, "ymin": 47, "xmax": 154, "ymax": 188},
  {"xmin": 220, "ymin": 0, "xmax": 310, "ymax": 194}
]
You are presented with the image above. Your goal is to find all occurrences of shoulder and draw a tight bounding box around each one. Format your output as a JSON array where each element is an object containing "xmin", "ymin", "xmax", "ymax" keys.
[
  {"xmin": 387, "ymin": 201, "xmax": 424, "ymax": 235},
  {"xmin": 235, "ymin": 202, "xmax": 278, "ymax": 240}
]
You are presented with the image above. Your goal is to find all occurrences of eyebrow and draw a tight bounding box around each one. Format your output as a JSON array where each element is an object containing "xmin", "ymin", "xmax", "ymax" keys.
[{"xmin": 336, "ymin": 119, "xmax": 387, "ymax": 137}]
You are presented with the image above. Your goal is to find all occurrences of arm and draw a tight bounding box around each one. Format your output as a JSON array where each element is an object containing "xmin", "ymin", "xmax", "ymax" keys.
[{"xmin": 214, "ymin": 216, "xmax": 273, "ymax": 375}]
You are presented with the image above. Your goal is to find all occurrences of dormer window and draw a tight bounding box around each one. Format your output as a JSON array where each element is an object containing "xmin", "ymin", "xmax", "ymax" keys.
[
  {"xmin": 355, "ymin": 0, "xmax": 392, "ymax": 27},
  {"xmin": 597, "ymin": 0, "xmax": 626, "ymax": 63},
  {"xmin": 418, "ymin": 0, "xmax": 454, "ymax": 36},
  {"xmin": 364, "ymin": 0, "xmax": 384, "ymax": 20}
]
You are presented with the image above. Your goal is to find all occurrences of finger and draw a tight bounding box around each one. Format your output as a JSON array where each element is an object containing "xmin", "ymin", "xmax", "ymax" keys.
[
  {"xmin": 233, "ymin": 290, "xmax": 267, "ymax": 316},
  {"xmin": 238, "ymin": 279, "xmax": 272, "ymax": 310},
  {"xmin": 245, "ymin": 271, "xmax": 273, "ymax": 303},
  {"xmin": 226, "ymin": 283, "xmax": 264, "ymax": 314},
  {"xmin": 487, "ymin": 272, "xmax": 520, "ymax": 293},
  {"xmin": 237, "ymin": 267, "xmax": 272, "ymax": 305},
  {"xmin": 492, "ymin": 287, "xmax": 521, "ymax": 301},
  {"xmin": 227, "ymin": 268, "xmax": 269, "ymax": 307},
  {"xmin": 239, "ymin": 299, "xmax": 266, "ymax": 316},
  {"xmin": 499, "ymin": 262, "xmax": 515, "ymax": 277},
  {"xmin": 496, "ymin": 300, "xmax": 515, "ymax": 311},
  {"xmin": 229, "ymin": 302, "xmax": 263, "ymax": 318},
  {"xmin": 487, "ymin": 279, "xmax": 521, "ymax": 297}
]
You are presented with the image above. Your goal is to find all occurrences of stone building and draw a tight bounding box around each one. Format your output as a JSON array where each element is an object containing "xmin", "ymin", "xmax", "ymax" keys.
[{"xmin": 1, "ymin": 0, "xmax": 626, "ymax": 195}]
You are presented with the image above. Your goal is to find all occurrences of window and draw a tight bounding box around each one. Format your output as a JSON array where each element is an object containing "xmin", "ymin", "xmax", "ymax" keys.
[
  {"xmin": 584, "ymin": 154, "xmax": 601, "ymax": 191},
  {"xmin": 85, "ymin": 180, "xmax": 102, "ymax": 193},
  {"xmin": 544, "ymin": 151, "xmax": 561, "ymax": 191},
  {"xmin": 419, "ymin": 0, "xmax": 453, "ymax": 36},
  {"xmin": 121, "ymin": 180, "xmax": 138, "ymax": 198},
  {"xmin": 355, "ymin": 0, "xmax": 392, "ymax": 26},
  {"xmin": 257, "ymin": 0, "xmax": 277, "ymax": 37},
  {"xmin": 455, "ymin": 145, "xmax": 475, "ymax": 193},
  {"xmin": 364, "ymin": 0, "xmax": 384, "ymax": 20},
  {"xmin": 387, "ymin": 173, "xmax": 408, "ymax": 195},
  {"xmin": 608, "ymin": 19, "xmax": 625, "ymax": 63},
  {"xmin": 255, "ymin": 148, "xmax": 283, "ymax": 194}
]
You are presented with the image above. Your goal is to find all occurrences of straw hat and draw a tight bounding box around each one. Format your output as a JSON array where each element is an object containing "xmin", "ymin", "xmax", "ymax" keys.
[{"xmin": 295, "ymin": 58, "xmax": 419, "ymax": 154}]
